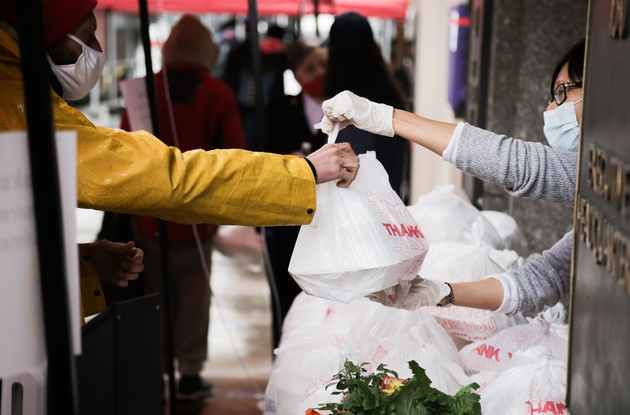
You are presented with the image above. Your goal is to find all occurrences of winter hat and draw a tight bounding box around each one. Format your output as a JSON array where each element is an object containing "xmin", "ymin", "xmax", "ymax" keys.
[
  {"xmin": 328, "ymin": 12, "xmax": 375, "ymax": 53},
  {"xmin": 162, "ymin": 15, "xmax": 219, "ymax": 71},
  {"xmin": 0, "ymin": 0, "xmax": 97, "ymax": 45}
]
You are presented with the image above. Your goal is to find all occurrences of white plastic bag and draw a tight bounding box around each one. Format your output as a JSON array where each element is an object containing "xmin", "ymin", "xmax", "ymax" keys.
[
  {"xmin": 269, "ymin": 296, "xmax": 375, "ymax": 415},
  {"xmin": 480, "ymin": 346, "xmax": 568, "ymax": 415},
  {"xmin": 277, "ymin": 295, "xmax": 373, "ymax": 364},
  {"xmin": 459, "ymin": 317, "xmax": 550, "ymax": 375},
  {"xmin": 536, "ymin": 303, "xmax": 569, "ymax": 364},
  {"xmin": 407, "ymin": 184, "xmax": 502, "ymax": 247},
  {"xmin": 425, "ymin": 305, "xmax": 527, "ymax": 342},
  {"xmin": 280, "ymin": 292, "xmax": 346, "ymax": 344},
  {"xmin": 419, "ymin": 218, "xmax": 520, "ymax": 283},
  {"xmin": 468, "ymin": 370, "xmax": 498, "ymax": 393},
  {"xmin": 458, "ymin": 303, "xmax": 569, "ymax": 374},
  {"xmin": 421, "ymin": 218, "xmax": 526, "ymax": 341},
  {"xmin": 346, "ymin": 303, "xmax": 461, "ymax": 363},
  {"xmin": 367, "ymin": 325, "xmax": 471, "ymax": 395},
  {"xmin": 264, "ymin": 346, "xmax": 344, "ymax": 415},
  {"xmin": 481, "ymin": 210, "xmax": 527, "ymax": 251},
  {"xmin": 289, "ymin": 125, "xmax": 429, "ymax": 302}
]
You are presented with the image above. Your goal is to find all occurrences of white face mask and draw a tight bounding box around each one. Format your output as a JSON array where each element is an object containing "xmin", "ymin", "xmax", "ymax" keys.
[
  {"xmin": 543, "ymin": 98, "xmax": 582, "ymax": 152},
  {"xmin": 47, "ymin": 33, "xmax": 106, "ymax": 101}
]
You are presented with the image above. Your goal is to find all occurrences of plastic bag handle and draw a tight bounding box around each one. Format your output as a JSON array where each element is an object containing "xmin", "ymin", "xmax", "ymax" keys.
[{"xmin": 327, "ymin": 122, "xmax": 340, "ymax": 144}]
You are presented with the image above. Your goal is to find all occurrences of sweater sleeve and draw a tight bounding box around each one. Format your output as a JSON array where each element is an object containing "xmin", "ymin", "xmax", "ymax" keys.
[
  {"xmin": 455, "ymin": 123, "xmax": 577, "ymax": 206},
  {"xmin": 507, "ymin": 230, "xmax": 573, "ymax": 316}
]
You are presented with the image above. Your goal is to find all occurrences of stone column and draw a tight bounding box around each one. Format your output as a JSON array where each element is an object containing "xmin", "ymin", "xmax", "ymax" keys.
[{"xmin": 483, "ymin": 0, "xmax": 588, "ymax": 255}]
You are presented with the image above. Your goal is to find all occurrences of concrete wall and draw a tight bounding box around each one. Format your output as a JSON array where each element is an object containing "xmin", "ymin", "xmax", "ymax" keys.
[
  {"xmin": 410, "ymin": 0, "xmax": 466, "ymax": 203},
  {"xmin": 483, "ymin": 0, "xmax": 588, "ymax": 254}
]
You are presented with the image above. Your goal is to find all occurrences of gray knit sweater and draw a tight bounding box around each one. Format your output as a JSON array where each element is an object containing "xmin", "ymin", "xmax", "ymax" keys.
[{"xmin": 455, "ymin": 124, "xmax": 576, "ymax": 315}]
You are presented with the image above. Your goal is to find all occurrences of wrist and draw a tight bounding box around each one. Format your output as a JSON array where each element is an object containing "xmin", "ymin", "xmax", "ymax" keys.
[{"xmin": 436, "ymin": 282, "xmax": 455, "ymax": 307}]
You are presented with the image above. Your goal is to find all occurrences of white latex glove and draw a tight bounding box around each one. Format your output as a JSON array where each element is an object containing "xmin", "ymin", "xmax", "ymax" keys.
[
  {"xmin": 318, "ymin": 90, "xmax": 395, "ymax": 137},
  {"xmin": 366, "ymin": 277, "xmax": 452, "ymax": 310}
]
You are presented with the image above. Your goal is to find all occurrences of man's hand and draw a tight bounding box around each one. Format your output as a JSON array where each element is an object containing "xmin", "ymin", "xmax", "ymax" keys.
[
  {"xmin": 366, "ymin": 277, "xmax": 451, "ymax": 310},
  {"xmin": 306, "ymin": 142, "xmax": 360, "ymax": 188},
  {"xmin": 320, "ymin": 90, "xmax": 395, "ymax": 137},
  {"xmin": 86, "ymin": 240, "xmax": 144, "ymax": 287}
]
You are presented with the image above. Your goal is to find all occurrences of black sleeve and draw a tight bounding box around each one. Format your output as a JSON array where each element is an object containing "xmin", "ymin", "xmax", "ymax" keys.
[{"xmin": 302, "ymin": 156, "xmax": 317, "ymax": 183}]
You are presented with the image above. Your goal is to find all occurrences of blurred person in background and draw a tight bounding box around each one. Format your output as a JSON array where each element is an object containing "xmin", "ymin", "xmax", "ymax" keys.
[
  {"xmin": 324, "ymin": 12, "xmax": 410, "ymax": 200},
  {"xmin": 392, "ymin": 39, "xmax": 416, "ymax": 111},
  {"xmin": 119, "ymin": 15, "xmax": 245, "ymax": 401},
  {"xmin": 211, "ymin": 18, "xmax": 237, "ymax": 79},
  {"xmin": 223, "ymin": 22, "xmax": 288, "ymax": 150},
  {"xmin": 261, "ymin": 39, "xmax": 328, "ymax": 350}
]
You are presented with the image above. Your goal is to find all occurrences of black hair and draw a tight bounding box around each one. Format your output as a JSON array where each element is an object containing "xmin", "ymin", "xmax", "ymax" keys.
[
  {"xmin": 323, "ymin": 13, "xmax": 406, "ymax": 109},
  {"xmin": 550, "ymin": 39, "xmax": 586, "ymax": 95},
  {"xmin": 287, "ymin": 40, "xmax": 316, "ymax": 73}
]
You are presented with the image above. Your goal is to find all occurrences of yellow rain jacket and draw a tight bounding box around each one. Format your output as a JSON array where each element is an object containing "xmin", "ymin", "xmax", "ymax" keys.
[{"xmin": 0, "ymin": 26, "xmax": 317, "ymax": 319}]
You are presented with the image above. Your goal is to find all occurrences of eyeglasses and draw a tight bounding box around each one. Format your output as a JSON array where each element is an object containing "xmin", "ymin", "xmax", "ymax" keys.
[{"xmin": 548, "ymin": 82, "xmax": 583, "ymax": 106}]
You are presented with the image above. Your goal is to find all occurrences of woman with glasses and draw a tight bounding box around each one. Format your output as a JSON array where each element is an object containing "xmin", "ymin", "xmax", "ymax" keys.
[{"xmin": 319, "ymin": 40, "xmax": 585, "ymax": 316}]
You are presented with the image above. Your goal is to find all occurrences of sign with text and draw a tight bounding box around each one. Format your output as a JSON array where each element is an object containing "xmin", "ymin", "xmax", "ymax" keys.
[
  {"xmin": 120, "ymin": 77, "xmax": 153, "ymax": 134},
  {"xmin": 567, "ymin": 0, "xmax": 630, "ymax": 413},
  {"xmin": 0, "ymin": 131, "xmax": 79, "ymax": 377}
]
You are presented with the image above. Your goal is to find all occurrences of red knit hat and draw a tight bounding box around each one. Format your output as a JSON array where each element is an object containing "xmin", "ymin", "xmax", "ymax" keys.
[{"xmin": 0, "ymin": 0, "xmax": 97, "ymax": 45}]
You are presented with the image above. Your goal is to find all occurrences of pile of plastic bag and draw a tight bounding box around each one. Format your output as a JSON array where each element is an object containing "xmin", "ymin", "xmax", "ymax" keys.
[
  {"xmin": 265, "ymin": 185, "xmax": 570, "ymax": 415},
  {"xmin": 459, "ymin": 304, "xmax": 568, "ymax": 377},
  {"xmin": 405, "ymin": 185, "xmax": 529, "ymax": 341},
  {"xmin": 480, "ymin": 346, "xmax": 568, "ymax": 415},
  {"xmin": 265, "ymin": 293, "xmax": 470, "ymax": 415},
  {"xmin": 265, "ymin": 294, "xmax": 569, "ymax": 415}
]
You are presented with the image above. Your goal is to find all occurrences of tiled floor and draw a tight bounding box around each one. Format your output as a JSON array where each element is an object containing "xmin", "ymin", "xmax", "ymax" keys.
[{"xmin": 195, "ymin": 245, "xmax": 273, "ymax": 414}]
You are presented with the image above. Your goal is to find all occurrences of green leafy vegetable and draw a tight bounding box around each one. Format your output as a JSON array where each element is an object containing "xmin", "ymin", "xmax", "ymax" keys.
[{"xmin": 314, "ymin": 360, "xmax": 481, "ymax": 415}]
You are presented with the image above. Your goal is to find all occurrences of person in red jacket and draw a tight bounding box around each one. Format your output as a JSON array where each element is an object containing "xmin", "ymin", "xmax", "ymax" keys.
[{"xmin": 119, "ymin": 15, "xmax": 245, "ymax": 401}]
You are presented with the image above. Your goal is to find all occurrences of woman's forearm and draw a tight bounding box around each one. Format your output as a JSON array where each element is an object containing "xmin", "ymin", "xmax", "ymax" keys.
[
  {"xmin": 438, "ymin": 278, "xmax": 504, "ymax": 311},
  {"xmin": 392, "ymin": 109, "xmax": 457, "ymax": 156}
]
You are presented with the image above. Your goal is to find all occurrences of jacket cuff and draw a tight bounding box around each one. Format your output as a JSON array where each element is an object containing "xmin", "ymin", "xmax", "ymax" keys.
[
  {"xmin": 302, "ymin": 157, "xmax": 317, "ymax": 183},
  {"xmin": 78, "ymin": 244, "xmax": 107, "ymax": 321}
]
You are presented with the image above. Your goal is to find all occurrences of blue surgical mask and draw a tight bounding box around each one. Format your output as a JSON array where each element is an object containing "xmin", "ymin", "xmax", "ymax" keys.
[{"xmin": 543, "ymin": 99, "xmax": 582, "ymax": 152}]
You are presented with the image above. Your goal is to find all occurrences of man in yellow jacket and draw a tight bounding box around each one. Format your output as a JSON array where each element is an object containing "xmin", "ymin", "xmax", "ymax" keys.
[{"xmin": 0, "ymin": 1, "xmax": 359, "ymax": 317}]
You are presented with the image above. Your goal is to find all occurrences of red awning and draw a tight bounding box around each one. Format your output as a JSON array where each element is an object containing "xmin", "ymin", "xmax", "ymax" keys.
[{"xmin": 95, "ymin": 0, "xmax": 407, "ymax": 19}]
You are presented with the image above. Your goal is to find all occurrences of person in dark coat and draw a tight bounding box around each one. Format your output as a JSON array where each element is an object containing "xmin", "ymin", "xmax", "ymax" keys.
[
  {"xmin": 262, "ymin": 40, "xmax": 327, "ymax": 350},
  {"xmin": 324, "ymin": 12, "xmax": 410, "ymax": 200},
  {"xmin": 223, "ymin": 23, "xmax": 288, "ymax": 150}
]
